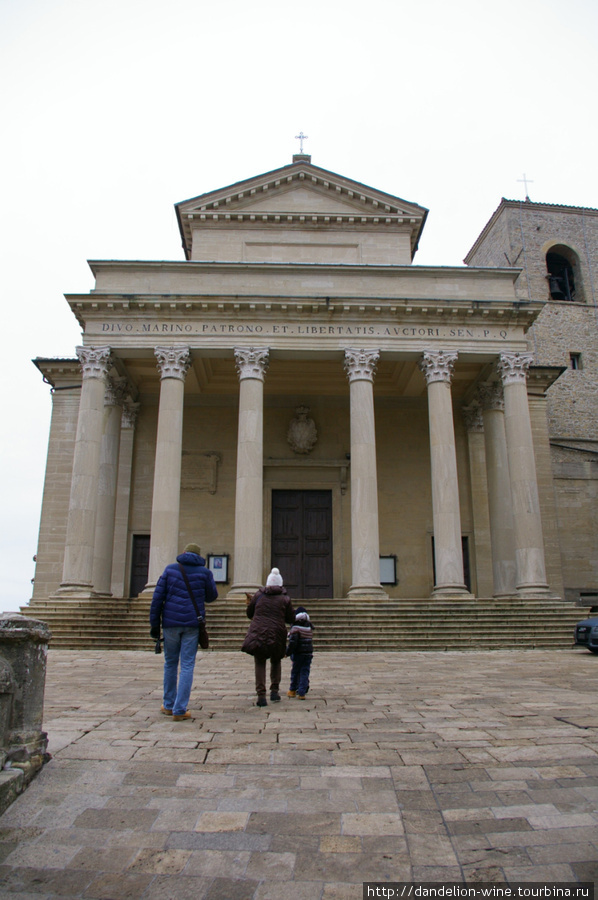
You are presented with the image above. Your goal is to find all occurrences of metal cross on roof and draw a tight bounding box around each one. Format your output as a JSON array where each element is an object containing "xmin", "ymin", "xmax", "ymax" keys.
[
  {"xmin": 295, "ymin": 131, "xmax": 309, "ymax": 153},
  {"xmin": 517, "ymin": 173, "xmax": 534, "ymax": 201}
]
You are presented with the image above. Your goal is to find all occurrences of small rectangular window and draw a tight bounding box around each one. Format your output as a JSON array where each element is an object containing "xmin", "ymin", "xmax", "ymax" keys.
[{"xmin": 570, "ymin": 353, "xmax": 582, "ymax": 370}]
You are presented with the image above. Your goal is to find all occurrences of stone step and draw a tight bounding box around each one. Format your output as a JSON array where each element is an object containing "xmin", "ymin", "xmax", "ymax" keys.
[{"xmin": 20, "ymin": 597, "xmax": 588, "ymax": 652}]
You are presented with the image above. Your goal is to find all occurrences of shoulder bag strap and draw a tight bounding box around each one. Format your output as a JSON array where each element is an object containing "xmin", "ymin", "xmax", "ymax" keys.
[{"xmin": 177, "ymin": 562, "xmax": 204, "ymax": 623}]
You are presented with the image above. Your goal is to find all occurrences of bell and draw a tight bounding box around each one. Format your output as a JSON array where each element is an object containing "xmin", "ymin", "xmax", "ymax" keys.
[{"xmin": 549, "ymin": 275, "xmax": 565, "ymax": 300}]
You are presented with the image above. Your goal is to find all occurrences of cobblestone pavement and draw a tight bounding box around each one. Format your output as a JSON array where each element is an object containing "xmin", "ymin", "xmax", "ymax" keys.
[{"xmin": 1, "ymin": 649, "xmax": 598, "ymax": 899}]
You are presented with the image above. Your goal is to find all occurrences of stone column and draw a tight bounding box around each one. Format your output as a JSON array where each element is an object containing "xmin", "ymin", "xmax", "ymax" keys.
[
  {"xmin": 344, "ymin": 349, "xmax": 387, "ymax": 599},
  {"xmin": 419, "ymin": 350, "xmax": 471, "ymax": 598},
  {"xmin": 145, "ymin": 347, "xmax": 191, "ymax": 591},
  {"xmin": 228, "ymin": 348, "xmax": 270, "ymax": 599},
  {"xmin": 111, "ymin": 403, "xmax": 139, "ymax": 597},
  {"xmin": 497, "ymin": 352, "xmax": 552, "ymax": 597},
  {"xmin": 92, "ymin": 378, "xmax": 128, "ymax": 596},
  {"xmin": 478, "ymin": 381, "xmax": 517, "ymax": 598},
  {"xmin": 56, "ymin": 346, "xmax": 112, "ymax": 596},
  {"xmin": 462, "ymin": 402, "xmax": 492, "ymax": 598}
]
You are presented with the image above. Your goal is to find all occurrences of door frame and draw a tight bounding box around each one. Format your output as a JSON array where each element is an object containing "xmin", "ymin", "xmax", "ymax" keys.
[{"xmin": 264, "ymin": 476, "xmax": 344, "ymax": 598}]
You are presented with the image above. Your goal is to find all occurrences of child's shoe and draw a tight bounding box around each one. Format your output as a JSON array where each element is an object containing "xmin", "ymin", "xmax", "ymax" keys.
[
  {"xmin": 270, "ymin": 691, "xmax": 281, "ymax": 702},
  {"xmin": 287, "ymin": 690, "xmax": 296, "ymax": 697},
  {"xmin": 256, "ymin": 697, "xmax": 268, "ymax": 707},
  {"xmin": 297, "ymin": 694, "xmax": 306, "ymax": 700}
]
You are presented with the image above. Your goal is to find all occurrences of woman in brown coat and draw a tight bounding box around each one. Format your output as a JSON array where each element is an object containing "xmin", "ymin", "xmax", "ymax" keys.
[{"xmin": 241, "ymin": 568, "xmax": 295, "ymax": 707}]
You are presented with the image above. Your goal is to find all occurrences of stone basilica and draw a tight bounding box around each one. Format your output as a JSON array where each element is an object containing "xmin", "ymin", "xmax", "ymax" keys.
[{"xmin": 30, "ymin": 154, "xmax": 598, "ymax": 610}]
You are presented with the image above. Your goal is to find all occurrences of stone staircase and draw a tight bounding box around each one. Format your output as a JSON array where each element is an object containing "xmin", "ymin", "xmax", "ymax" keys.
[{"xmin": 20, "ymin": 597, "xmax": 591, "ymax": 652}]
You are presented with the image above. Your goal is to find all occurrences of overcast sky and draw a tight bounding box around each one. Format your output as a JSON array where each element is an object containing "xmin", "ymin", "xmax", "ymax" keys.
[{"xmin": 1, "ymin": 0, "xmax": 597, "ymax": 613}]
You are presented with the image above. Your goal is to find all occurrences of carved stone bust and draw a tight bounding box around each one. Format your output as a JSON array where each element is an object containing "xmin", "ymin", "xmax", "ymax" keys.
[{"xmin": 287, "ymin": 406, "xmax": 318, "ymax": 455}]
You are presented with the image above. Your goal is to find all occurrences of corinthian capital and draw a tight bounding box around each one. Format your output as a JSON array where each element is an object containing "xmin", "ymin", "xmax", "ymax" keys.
[
  {"xmin": 418, "ymin": 350, "xmax": 458, "ymax": 385},
  {"xmin": 154, "ymin": 346, "xmax": 191, "ymax": 381},
  {"xmin": 461, "ymin": 401, "xmax": 484, "ymax": 433},
  {"xmin": 343, "ymin": 348, "xmax": 380, "ymax": 383},
  {"xmin": 496, "ymin": 352, "xmax": 534, "ymax": 386},
  {"xmin": 234, "ymin": 347, "xmax": 270, "ymax": 382},
  {"xmin": 121, "ymin": 403, "xmax": 140, "ymax": 430},
  {"xmin": 478, "ymin": 380, "xmax": 504, "ymax": 412},
  {"xmin": 104, "ymin": 377, "xmax": 130, "ymax": 407},
  {"xmin": 76, "ymin": 346, "xmax": 112, "ymax": 380}
]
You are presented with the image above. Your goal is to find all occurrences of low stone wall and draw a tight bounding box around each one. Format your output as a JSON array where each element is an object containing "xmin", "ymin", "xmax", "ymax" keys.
[{"xmin": 0, "ymin": 614, "xmax": 51, "ymax": 816}]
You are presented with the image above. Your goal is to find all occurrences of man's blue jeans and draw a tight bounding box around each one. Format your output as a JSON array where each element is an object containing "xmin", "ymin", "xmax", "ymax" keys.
[{"xmin": 162, "ymin": 626, "xmax": 199, "ymax": 715}]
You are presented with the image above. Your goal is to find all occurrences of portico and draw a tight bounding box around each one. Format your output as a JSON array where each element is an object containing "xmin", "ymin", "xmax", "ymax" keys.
[{"xmin": 32, "ymin": 156, "xmax": 562, "ymax": 604}]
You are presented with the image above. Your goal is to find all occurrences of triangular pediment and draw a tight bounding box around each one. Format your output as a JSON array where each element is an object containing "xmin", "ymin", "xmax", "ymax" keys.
[
  {"xmin": 231, "ymin": 185, "xmax": 373, "ymax": 215},
  {"xmin": 175, "ymin": 157, "xmax": 428, "ymax": 260}
]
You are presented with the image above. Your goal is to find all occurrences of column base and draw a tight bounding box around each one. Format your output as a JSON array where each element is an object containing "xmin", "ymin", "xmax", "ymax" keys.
[
  {"xmin": 51, "ymin": 585, "xmax": 110, "ymax": 600},
  {"xmin": 137, "ymin": 585, "xmax": 156, "ymax": 600},
  {"xmin": 516, "ymin": 585, "xmax": 561, "ymax": 600},
  {"xmin": 432, "ymin": 584, "xmax": 474, "ymax": 600},
  {"xmin": 347, "ymin": 584, "xmax": 389, "ymax": 600},
  {"xmin": 227, "ymin": 584, "xmax": 262, "ymax": 601}
]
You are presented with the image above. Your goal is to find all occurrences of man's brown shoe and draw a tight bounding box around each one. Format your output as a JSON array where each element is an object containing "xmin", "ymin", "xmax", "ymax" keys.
[
  {"xmin": 173, "ymin": 711, "xmax": 192, "ymax": 721},
  {"xmin": 160, "ymin": 706, "xmax": 173, "ymax": 716}
]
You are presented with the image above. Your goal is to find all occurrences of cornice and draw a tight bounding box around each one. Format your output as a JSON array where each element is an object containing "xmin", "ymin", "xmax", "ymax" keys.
[
  {"xmin": 65, "ymin": 291, "xmax": 543, "ymax": 332},
  {"xmin": 87, "ymin": 259, "xmax": 520, "ymax": 280},
  {"xmin": 32, "ymin": 357, "xmax": 81, "ymax": 389}
]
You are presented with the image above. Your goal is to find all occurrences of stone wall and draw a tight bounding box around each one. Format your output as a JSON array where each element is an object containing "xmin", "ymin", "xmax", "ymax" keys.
[{"xmin": 0, "ymin": 615, "xmax": 50, "ymax": 816}]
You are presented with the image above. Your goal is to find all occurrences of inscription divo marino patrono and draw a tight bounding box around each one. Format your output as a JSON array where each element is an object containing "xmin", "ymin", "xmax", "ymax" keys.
[{"xmin": 99, "ymin": 321, "xmax": 512, "ymax": 340}]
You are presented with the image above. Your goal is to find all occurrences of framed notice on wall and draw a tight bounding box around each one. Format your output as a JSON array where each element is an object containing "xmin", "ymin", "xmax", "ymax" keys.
[
  {"xmin": 379, "ymin": 555, "xmax": 398, "ymax": 586},
  {"xmin": 207, "ymin": 554, "xmax": 229, "ymax": 583}
]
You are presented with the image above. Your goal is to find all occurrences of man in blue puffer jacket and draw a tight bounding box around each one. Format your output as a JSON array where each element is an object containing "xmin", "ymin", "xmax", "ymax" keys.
[{"xmin": 149, "ymin": 543, "xmax": 218, "ymax": 720}]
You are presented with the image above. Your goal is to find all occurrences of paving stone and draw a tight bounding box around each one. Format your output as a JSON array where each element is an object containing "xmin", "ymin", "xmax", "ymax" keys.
[
  {"xmin": 204, "ymin": 877, "xmax": 261, "ymax": 900},
  {"xmin": 341, "ymin": 812, "xmax": 404, "ymax": 836},
  {"xmin": 125, "ymin": 848, "xmax": 192, "ymax": 874},
  {"xmin": 2, "ymin": 648, "xmax": 598, "ymax": 897},
  {"xmin": 183, "ymin": 848, "xmax": 251, "ymax": 877},
  {"xmin": 140, "ymin": 874, "xmax": 211, "ymax": 900},
  {"xmin": 195, "ymin": 811, "xmax": 249, "ymax": 832},
  {"xmin": 80, "ymin": 870, "xmax": 154, "ymax": 898},
  {"xmin": 66, "ymin": 846, "xmax": 139, "ymax": 872},
  {"xmin": 319, "ymin": 835, "xmax": 361, "ymax": 853},
  {"xmin": 255, "ymin": 881, "xmax": 325, "ymax": 900},
  {"xmin": 72, "ymin": 808, "xmax": 160, "ymax": 830},
  {"xmin": 2, "ymin": 842, "xmax": 81, "ymax": 869}
]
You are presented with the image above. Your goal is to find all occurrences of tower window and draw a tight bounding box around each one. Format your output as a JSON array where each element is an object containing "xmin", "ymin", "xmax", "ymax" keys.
[
  {"xmin": 570, "ymin": 353, "xmax": 582, "ymax": 370},
  {"xmin": 547, "ymin": 251, "xmax": 575, "ymax": 300},
  {"xmin": 546, "ymin": 246, "xmax": 582, "ymax": 301}
]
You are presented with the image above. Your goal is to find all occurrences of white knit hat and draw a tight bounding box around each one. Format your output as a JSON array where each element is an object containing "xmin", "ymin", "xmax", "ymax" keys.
[{"xmin": 266, "ymin": 567, "xmax": 283, "ymax": 587}]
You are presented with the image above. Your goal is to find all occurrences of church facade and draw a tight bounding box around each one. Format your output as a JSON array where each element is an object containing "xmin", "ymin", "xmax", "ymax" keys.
[{"xmin": 31, "ymin": 155, "xmax": 598, "ymax": 604}]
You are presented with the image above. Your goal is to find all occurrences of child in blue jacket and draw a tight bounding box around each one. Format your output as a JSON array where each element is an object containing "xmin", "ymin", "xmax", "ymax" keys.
[{"xmin": 286, "ymin": 606, "xmax": 314, "ymax": 700}]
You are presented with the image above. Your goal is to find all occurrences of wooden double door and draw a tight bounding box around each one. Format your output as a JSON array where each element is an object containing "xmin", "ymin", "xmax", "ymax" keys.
[{"xmin": 271, "ymin": 490, "xmax": 333, "ymax": 599}]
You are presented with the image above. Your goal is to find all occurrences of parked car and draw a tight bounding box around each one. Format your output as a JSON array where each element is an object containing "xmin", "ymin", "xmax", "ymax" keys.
[{"xmin": 574, "ymin": 617, "xmax": 598, "ymax": 654}]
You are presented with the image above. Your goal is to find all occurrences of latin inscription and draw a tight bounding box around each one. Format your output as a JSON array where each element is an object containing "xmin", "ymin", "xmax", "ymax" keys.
[{"xmin": 99, "ymin": 321, "xmax": 511, "ymax": 340}]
